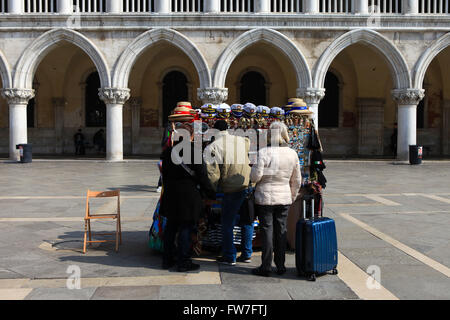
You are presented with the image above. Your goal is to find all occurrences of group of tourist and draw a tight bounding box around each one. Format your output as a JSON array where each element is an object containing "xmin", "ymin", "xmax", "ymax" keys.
[{"xmin": 159, "ymin": 117, "xmax": 301, "ymax": 277}]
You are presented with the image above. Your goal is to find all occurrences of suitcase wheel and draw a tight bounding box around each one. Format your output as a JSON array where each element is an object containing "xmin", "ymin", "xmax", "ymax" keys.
[
  {"xmin": 332, "ymin": 268, "xmax": 338, "ymax": 275},
  {"xmin": 307, "ymin": 274, "xmax": 316, "ymax": 282}
]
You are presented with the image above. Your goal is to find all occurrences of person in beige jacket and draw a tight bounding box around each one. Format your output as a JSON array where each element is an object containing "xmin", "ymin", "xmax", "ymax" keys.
[
  {"xmin": 250, "ymin": 121, "xmax": 301, "ymax": 277},
  {"xmin": 204, "ymin": 120, "xmax": 254, "ymax": 265}
]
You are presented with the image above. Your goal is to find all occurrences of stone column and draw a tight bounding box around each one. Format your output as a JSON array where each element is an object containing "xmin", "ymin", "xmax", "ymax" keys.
[
  {"xmin": 155, "ymin": 0, "xmax": 170, "ymax": 13},
  {"xmin": 7, "ymin": 0, "xmax": 24, "ymax": 14},
  {"xmin": 53, "ymin": 98, "xmax": 66, "ymax": 154},
  {"xmin": 255, "ymin": 0, "xmax": 270, "ymax": 13},
  {"xmin": 392, "ymin": 89, "xmax": 425, "ymax": 161},
  {"xmin": 204, "ymin": 0, "xmax": 220, "ymax": 13},
  {"xmin": 357, "ymin": 98, "xmax": 385, "ymax": 156},
  {"xmin": 402, "ymin": 0, "xmax": 419, "ymax": 14},
  {"xmin": 197, "ymin": 88, "xmax": 228, "ymax": 104},
  {"xmin": 441, "ymin": 100, "xmax": 450, "ymax": 155},
  {"xmin": 57, "ymin": 0, "xmax": 73, "ymax": 13},
  {"xmin": 106, "ymin": 0, "xmax": 123, "ymax": 13},
  {"xmin": 1, "ymin": 89, "xmax": 35, "ymax": 160},
  {"xmin": 99, "ymin": 88, "xmax": 131, "ymax": 161},
  {"xmin": 354, "ymin": 0, "xmax": 369, "ymax": 14},
  {"xmin": 303, "ymin": 0, "xmax": 319, "ymax": 14},
  {"xmin": 129, "ymin": 97, "xmax": 142, "ymax": 155},
  {"xmin": 297, "ymin": 88, "xmax": 325, "ymax": 128}
]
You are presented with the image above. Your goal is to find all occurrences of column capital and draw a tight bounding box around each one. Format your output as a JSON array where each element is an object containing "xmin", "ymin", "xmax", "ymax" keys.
[
  {"xmin": 99, "ymin": 88, "xmax": 130, "ymax": 105},
  {"xmin": 197, "ymin": 87, "xmax": 228, "ymax": 104},
  {"xmin": 1, "ymin": 88, "xmax": 35, "ymax": 104},
  {"xmin": 392, "ymin": 89, "xmax": 424, "ymax": 105},
  {"xmin": 297, "ymin": 88, "xmax": 326, "ymax": 104}
]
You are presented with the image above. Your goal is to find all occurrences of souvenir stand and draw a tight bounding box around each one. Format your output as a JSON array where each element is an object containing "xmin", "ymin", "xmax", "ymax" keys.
[{"xmin": 149, "ymin": 99, "xmax": 326, "ymax": 255}]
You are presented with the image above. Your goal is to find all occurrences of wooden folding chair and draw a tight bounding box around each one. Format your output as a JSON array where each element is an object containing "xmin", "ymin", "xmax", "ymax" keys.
[{"xmin": 83, "ymin": 189, "xmax": 122, "ymax": 254}]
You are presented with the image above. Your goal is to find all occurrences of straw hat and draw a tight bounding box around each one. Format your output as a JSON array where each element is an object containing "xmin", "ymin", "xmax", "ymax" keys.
[
  {"xmin": 168, "ymin": 103, "xmax": 195, "ymax": 122},
  {"xmin": 177, "ymin": 101, "xmax": 192, "ymax": 109},
  {"xmin": 289, "ymin": 101, "xmax": 313, "ymax": 115},
  {"xmin": 284, "ymin": 98, "xmax": 305, "ymax": 114}
]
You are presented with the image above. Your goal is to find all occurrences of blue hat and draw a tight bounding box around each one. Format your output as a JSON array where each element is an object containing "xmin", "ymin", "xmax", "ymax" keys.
[
  {"xmin": 243, "ymin": 103, "xmax": 257, "ymax": 118},
  {"xmin": 231, "ymin": 104, "xmax": 244, "ymax": 118}
]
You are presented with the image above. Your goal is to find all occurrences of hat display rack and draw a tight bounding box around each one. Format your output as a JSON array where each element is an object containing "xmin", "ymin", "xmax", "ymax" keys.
[{"xmin": 167, "ymin": 98, "xmax": 320, "ymax": 186}]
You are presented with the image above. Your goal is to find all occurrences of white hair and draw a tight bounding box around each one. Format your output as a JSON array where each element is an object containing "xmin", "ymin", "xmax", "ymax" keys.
[{"xmin": 268, "ymin": 121, "xmax": 290, "ymax": 146}]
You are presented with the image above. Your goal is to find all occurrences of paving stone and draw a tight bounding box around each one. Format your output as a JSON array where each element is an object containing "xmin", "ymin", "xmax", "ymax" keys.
[
  {"xmin": 91, "ymin": 285, "xmax": 160, "ymax": 300},
  {"xmin": 24, "ymin": 287, "xmax": 97, "ymax": 300}
]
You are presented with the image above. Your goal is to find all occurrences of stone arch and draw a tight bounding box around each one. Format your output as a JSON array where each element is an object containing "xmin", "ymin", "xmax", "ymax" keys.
[
  {"xmin": 0, "ymin": 50, "xmax": 12, "ymax": 89},
  {"xmin": 413, "ymin": 32, "xmax": 450, "ymax": 89},
  {"xmin": 313, "ymin": 29, "xmax": 411, "ymax": 90},
  {"xmin": 13, "ymin": 28, "xmax": 111, "ymax": 89},
  {"xmin": 213, "ymin": 28, "xmax": 312, "ymax": 90},
  {"xmin": 113, "ymin": 28, "xmax": 211, "ymax": 89}
]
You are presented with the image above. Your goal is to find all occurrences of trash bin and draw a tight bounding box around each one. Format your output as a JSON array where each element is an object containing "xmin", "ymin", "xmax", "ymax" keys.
[
  {"xmin": 16, "ymin": 144, "xmax": 32, "ymax": 163},
  {"xmin": 409, "ymin": 145, "xmax": 422, "ymax": 165}
]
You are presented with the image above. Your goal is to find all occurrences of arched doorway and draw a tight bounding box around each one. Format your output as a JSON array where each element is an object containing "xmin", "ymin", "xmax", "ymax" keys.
[
  {"xmin": 240, "ymin": 71, "xmax": 266, "ymax": 105},
  {"xmin": 162, "ymin": 71, "xmax": 188, "ymax": 126},
  {"xmin": 319, "ymin": 71, "xmax": 340, "ymax": 128},
  {"xmin": 85, "ymin": 72, "xmax": 106, "ymax": 127}
]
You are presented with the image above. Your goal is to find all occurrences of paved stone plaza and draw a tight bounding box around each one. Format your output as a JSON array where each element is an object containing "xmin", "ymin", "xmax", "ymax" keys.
[{"xmin": 0, "ymin": 159, "xmax": 449, "ymax": 300}]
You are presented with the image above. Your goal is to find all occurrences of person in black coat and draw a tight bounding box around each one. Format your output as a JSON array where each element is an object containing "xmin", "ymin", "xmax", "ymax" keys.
[{"xmin": 160, "ymin": 122, "xmax": 216, "ymax": 272}]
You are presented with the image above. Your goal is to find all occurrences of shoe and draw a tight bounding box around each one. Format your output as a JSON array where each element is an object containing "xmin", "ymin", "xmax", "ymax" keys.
[
  {"xmin": 216, "ymin": 256, "xmax": 236, "ymax": 266},
  {"xmin": 177, "ymin": 262, "xmax": 200, "ymax": 272},
  {"xmin": 236, "ymin": 255, "xmax": 252, "ymax": 263},
  {"xmin": 156, "ymin": 187, "xmax": 162, "ymax": 193},
  {"xmin": 162, "ymin": 260, "xmax": 175, "ymax": 270},
  {"xmin": 274, "ymin": 266, "xmax": 286, "ymax": 275},
  {"xmin": 252, "ymin": 267, "xmax": 271, "ymax": 277}
]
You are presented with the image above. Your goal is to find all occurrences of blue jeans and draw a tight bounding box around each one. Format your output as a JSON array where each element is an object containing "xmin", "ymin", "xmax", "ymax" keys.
[{"xmin": 221, "ymin": 189, "xmax": 254, "ymax": 261}]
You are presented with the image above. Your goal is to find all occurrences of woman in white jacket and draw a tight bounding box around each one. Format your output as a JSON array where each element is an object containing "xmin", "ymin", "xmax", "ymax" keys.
[{"xmin": 250, "ymin": 121, "xmax": 301, "ymax": 277}]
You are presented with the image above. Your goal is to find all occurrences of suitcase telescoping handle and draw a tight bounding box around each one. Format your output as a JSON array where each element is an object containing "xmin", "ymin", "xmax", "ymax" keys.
[{"xmin": 302, "ymin": 196, "xmax": 314, "ymax": 220}]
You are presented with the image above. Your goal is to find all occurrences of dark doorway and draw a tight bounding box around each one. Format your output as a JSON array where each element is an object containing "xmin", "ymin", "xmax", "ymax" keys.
[
  {"xmin": 240, "ymin": 71, "xmax": 266, "ymax": 106},
  {"xmin": 417, "ymin": 98, "xmax": 425, "ymax": 129},
  {"xmin": 85, "ymin": 72, "xmax": 106, "ymax": 127},
  {"xmin": 162, "ymin": 71, "xmax": 188, "ymax": 127},
  {"xmin": 27, "ymin": 98, "xmax": 35, "ymax": 128},
  {"xmin": 319, "ymin": 71, "xmax": 340, "ymax": 128}
]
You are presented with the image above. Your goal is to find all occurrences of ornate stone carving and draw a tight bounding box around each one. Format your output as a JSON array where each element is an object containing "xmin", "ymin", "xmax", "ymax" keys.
[
  {"xmin": 392, "ymin": 89, "xmax": 425, "ymax": 105},
  {"xmin": 98, "ymin": 88, "xmax": 131, "ymax": 105},
  {"xmin": 1, "ymin": 88, "xmax": 35, "ymax": 104},
  {"xmin": 197, "ymin": 87, "xmax": 228, "ymax": 104},
  {"xmin": 297, "ymin": 88, "xmax": 326, "ymax": 104}
]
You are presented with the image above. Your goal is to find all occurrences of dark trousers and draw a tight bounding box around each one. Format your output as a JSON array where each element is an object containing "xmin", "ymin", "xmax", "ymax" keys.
[
  {"xmin": 162, "ymin": 220, "xmax": 193, "ymax": 267},
  {"xmin": 256, "ymin": 204, "xmax": 290, "ymax": 272}
]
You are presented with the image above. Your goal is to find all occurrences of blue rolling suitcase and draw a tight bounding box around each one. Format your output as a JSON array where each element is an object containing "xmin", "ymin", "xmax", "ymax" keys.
[{"xmin": 295, "ymin": 194, "xmax": 338, "ymax": 281}]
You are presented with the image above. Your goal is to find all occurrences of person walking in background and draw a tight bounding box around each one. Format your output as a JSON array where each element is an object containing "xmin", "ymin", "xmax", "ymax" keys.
[
  {"xmin": 93, "ymin": 129, "xmax": 106, "ymax": 153},
  {"xmin": 204, "ymin": 120, "xmax": 254, "ymax": 266},
  {"xmin": 74, "ymin": 129, "xmax": 85, "ymax": 156},
  {"xmin": 160, "ymin": 122, "xmax": 215, "ymax": 272},
  {"xmin": 250, "ymin": 122, "xmax": 301, "ymax": 277}
]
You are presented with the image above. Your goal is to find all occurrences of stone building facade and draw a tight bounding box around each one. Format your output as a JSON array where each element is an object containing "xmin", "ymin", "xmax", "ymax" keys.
[{"xmin": 0, "ymin": 0, "xmax": 449, "ymax": 161}]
